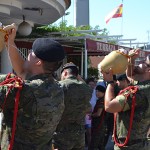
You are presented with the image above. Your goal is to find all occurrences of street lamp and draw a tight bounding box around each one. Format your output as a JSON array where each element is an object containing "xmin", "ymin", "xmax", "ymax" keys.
[
  {"xmin": 18, "ymin": 15, "xmax": 32, "ymax": 36},
  {"xmin": 65, "ymin": 12, "xmax": 70, "ymax": 16}
]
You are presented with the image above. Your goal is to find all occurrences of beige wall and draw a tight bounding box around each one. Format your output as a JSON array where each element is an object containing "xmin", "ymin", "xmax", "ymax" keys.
[{"xmin": 89, "ymin": 56, "xmax": 105, "ymax": 68}]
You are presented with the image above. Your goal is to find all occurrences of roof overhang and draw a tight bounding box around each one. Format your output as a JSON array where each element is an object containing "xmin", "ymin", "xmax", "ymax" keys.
[{"xmin": 0, "ymin": 0, "xmax": 71, "ymax": 27}]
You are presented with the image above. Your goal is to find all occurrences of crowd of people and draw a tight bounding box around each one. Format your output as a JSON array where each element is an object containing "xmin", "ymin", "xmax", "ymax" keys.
[
  {"xmin": 0, "ymin": 26, "xmax": 149, "ymax": 150},
  {"xmin": 84, "ymin": 73, "xmax": 131, "ymax": 150},
  {"xmin": 84, "ymin": 48, "xmax": 150, "ymax": 150}
]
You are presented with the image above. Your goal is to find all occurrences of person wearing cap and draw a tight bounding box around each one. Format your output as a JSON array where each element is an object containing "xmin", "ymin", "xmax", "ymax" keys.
[
  {"xmin": 0, "ymin": 27, "xmax": 65, "ymax": 149},
  {"xmin": 116, "ymin": 74, "xmax": 130, "ymax": 91},
  {"xmin": 89, "ymin": 85, "xmax": 108, "ymax": 150},
  {"xmin": 126, "ymin": 49, "xmax": 150, "ymax": 84},
  {"xmin": 104, "ymin": 74, "xmax": 118, "ymax": 150},
  {"xmin": 126, "ymin": 49, "xmax": 150, "ymax": 144},
  {"xmin": 53, "ymin": 62, "xmax": 92, "ymax": 150},
  {"xmin": 101, "ymin": 68, "xmax": 150, "ymax": 150}
]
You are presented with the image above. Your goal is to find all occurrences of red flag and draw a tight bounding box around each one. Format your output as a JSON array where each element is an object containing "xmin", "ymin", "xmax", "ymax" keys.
[{"xmin": 105, "ymin": 4, "xmax": 123, "ymax": 24}]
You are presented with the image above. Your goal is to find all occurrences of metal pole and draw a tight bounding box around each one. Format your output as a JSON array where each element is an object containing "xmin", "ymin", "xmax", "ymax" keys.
[
  {"xmin": 84, "ymin": 38, "xmax": 87, "ymax": 79},
  {"xmin": 81, "ymin": 48, "xmax": 84, "ymax": 77},
  {"xmin": 147, "ymin": 30, "xmax": 150, "ymax": 43},
  {"xmin": 130, "ymin": 40, "xmax": 131, "ymax": 48},
  {"xmin": 61, "ymin": 16, "xmax": 63, "ymax": 31}
]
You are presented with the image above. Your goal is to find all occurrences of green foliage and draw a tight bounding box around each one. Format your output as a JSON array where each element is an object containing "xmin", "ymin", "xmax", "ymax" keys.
[
  {"xmin": 107, "ymin": 40, "xmax": 117, "ymax": 44},
  {"xmin": 16, "ymin": 20, "xmax": 118, "ymax": 45},
  {"xmin": 33, "ymin": 24, "xmax": 60, "ymax": 33},
  {"xmin": 33, "ymin": 20, "xmax": 109, "ymax": 37},
  {"xmin": 87, "ymin": 67, "xmax": 99, "ymax": 78}
]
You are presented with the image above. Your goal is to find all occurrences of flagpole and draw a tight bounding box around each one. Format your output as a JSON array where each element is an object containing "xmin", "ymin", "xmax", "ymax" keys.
[{"xmin": 121, "ymin": 0, "xmax": 124, "ymax": 38}]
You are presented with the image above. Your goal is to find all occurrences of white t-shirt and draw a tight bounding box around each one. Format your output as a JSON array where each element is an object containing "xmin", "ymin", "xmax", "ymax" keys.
[
  {"xmin": 85, "ymin": 113, "xmax": 91, "ymax": 125},
  {"xmin": 90, "ymin": 89, "xmax": 97, "ymax": 111}
]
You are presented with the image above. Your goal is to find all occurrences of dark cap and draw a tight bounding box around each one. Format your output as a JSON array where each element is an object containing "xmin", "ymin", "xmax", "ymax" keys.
[
  {"xmin": 95, "ymin": 85, "xmax": 106, "ymax": 93},
  {"xmin": 116, "ymin": 74, "xmax": 127, "ymax": 81},
  {"xmin": 61, "ymin": 62, "xmax": 78, "ymax": 73},
  {"xmin": 32, "ymin": 38, "xmax": 65, "ymax": 62}
]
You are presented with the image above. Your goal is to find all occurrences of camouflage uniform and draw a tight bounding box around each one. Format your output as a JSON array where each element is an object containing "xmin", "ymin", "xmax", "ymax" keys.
[
  {"xmin": 114, "ymin": 80, "xmax": 150, "ymax": 150},
  {"xmin": 53, "ymin": 76, "xmax": 92, "ymax": 150},
  {"xmin": 0, "ymin": 74, "xmax": 64, "ymax": 150}
]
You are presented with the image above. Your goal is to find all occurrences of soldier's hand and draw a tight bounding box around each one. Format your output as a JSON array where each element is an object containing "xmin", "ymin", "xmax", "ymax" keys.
[
  {"xmin": 102, "ymin": 68, "xmax": 113, "ymax": 82},
  {"xmin": 5, "ymin": 23, "xmax": 17, "ymax": 47}
]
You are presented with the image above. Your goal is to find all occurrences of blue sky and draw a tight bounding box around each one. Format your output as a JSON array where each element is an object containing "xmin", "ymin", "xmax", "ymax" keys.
[{"xmin": 55, "ymin": 0, "xmax": 150, "ymax": 47}]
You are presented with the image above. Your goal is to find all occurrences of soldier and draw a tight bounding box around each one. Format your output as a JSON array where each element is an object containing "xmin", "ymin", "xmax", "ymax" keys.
[
  {"xmin": 102, "ymin": 67, "xmax": 150, "ymax": 150},
  {"xmin": 53, "ymin": 62, "xmax": 92, "ymax": 150},
  {"xmin": 126, "ymin": 49, "xmax": 150, "ymax": 84},
  {"xmin": 1, "ymin": 27, "xmax": 65, "ymax": 150}
]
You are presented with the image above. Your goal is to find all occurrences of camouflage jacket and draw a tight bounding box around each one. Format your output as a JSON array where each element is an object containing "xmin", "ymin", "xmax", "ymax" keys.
[
  {"xmin": 56, "ymin": 76, "xmax": 92, "ymax": 130},
  {"xmin": 115, "ymin": 80, "xmax": 150, "ymax": 143},
  {"xmin": 0, "ymin": 74, "xmax": 64, "ymax": 150}
]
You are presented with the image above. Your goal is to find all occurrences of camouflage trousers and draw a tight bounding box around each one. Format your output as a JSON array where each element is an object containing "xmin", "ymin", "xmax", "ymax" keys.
[
  {"xmin": 53, "ymin": 125, "xmax": 85, "ymax": 150},
  {"xmin": 114, "ymin": 139, "xmax": 150, "ymax": 150},
  {"xmin": 89, "ymin": 131, "xmax": 106, "ymax": 150},
  {"xmin": 11, "ymin": 139, "xmax": 53, "ymax": 150}
]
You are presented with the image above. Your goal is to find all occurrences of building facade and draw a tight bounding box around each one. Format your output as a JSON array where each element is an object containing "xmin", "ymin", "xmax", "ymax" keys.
[{"xmin": 74, "ymin": 0, "xmax": 89, "ymax": 26}]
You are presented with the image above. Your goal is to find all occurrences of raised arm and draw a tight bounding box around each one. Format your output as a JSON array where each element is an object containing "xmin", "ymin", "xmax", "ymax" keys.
[
  {"xmin": 126, "ymin": 49, "xmax": 140, "ymax": 83},
  {"xmin": 102, "ymin": 70, "xmax": 123, "ymax": 113},
  {"xmin": 6, "ymin": 26, "xmax": 26, "ymax": 78}
]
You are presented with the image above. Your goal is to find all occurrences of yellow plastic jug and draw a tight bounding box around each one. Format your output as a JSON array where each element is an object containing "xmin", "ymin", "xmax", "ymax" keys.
[
  {"xmin": 0, "ymin": 23, "xmax": 16, "ymax": 52},
  {"xmin": 98, "ymin": 49, "xmax": 134, "ymax": 74}
]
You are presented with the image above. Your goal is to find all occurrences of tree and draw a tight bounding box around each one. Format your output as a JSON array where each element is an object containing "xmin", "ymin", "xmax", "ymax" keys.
[
  {"xmin": 87, "ymin": 67, "xmax": 99, "ymax": 79},
  {"xmin": 34, "ymin": 20, "xmax": 109, "ymax": 37}
]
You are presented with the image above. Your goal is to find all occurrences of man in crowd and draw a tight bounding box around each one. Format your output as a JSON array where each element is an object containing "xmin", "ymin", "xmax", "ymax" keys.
[
  {"xmin": 102, "ymin": 56, "xmax": 150, "ymax": 150},
  {"xmin": 104, "ymin": 74, "xmax": 130, "ymax": 150},
  {"xmin": 0, "ymin": 27, "xmax": 65, "ymax": 149},
  {"xmin": 53, "ymin": 62, "xmax": 92, "ymax": 150},
  {"xmin": 115, "ymin": 74, "xmax": 130, "ymax": 91},
  {"xmin": 126, "ymin": 49, "xmax": 150, "ymax": 141},
  {"xmin": 126, "ymin": 48, "xmax": 150, "ymax": 83}
]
